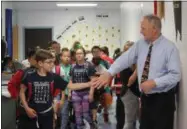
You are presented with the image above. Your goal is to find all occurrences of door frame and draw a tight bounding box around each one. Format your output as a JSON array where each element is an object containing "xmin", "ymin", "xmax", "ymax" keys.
[{"xmin": 23, "ymin": 26, "xmax": 54, "ymax": 59}]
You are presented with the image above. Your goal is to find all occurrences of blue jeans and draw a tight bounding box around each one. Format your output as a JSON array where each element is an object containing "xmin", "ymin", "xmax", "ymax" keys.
[{"xmin": 61, "ymin": 100, "xmax": 70, "ymax": 129}]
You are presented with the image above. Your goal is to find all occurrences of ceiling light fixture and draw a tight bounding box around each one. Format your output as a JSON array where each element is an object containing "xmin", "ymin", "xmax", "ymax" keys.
[{"xmin": 56, "ymin": 3, "xmax": 98, "ymax": 7}]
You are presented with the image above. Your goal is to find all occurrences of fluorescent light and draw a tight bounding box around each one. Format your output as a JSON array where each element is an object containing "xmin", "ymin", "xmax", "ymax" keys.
[
  {"xmin": 57, "ymin": 3, "xmax": 97, "ymax": 7},
  {"xmin": 140, "ymin": 3, "xmax": 143, "ymax": 8}
]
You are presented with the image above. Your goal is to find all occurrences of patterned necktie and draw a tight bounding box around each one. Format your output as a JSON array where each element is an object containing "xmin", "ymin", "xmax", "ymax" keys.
[{"xmin": 141, "ymin": 44, "xmax": 153, "ymax": 83}]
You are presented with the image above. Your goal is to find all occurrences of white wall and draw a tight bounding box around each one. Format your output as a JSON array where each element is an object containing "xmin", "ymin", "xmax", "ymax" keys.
[
  {"xmin": 17, "ymin": 8, "xmax": 120, "ymax": 60},
  {"xmin": 120, "ymin": 2, "xmax": 153, "ymax": 47},
  {"xmin": 178, "ymin": 2, "xmax": 187, "ymax": 129},
  {"xmin": 160, "ymin": 2, "xmax": 187, "ymax": 129}
]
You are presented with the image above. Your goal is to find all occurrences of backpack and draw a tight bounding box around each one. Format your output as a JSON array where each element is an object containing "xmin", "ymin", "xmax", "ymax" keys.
[
  {"xmin": 8, "ymin": 68, "xmax": 35, "ymax": 99},
  {"xmin": 8, "ymin": 68, "xmax": 36, "ymax": 119},
  {"xmin": 53, "ymin": 65, "xmax": 62, "ymax": 97},
  {"xmin": 55, "ymin": 65, "xmax": 61, "ymax": 76}
]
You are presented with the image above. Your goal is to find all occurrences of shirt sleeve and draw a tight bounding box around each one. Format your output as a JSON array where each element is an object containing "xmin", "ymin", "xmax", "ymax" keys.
[
  {"xmin": 53, "ymin": 74, "xmax": 68, "ymax": 91},
  {"xmin": 108, "ymin": 42, "xmax": 139, "ymax": 76},
  {"xmin": 154, "ymin": 46, "xmax": 181, "ymax": 88},
  {"xmin": 69, "ymin": 65, "xmax": 73, "ymax": 80}
]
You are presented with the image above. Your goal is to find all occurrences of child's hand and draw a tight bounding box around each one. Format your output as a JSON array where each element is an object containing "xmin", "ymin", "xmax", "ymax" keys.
[
  {"xmin": 127, "ymin": 69, "xmax": 137, "ymax": 87},
  {"xmin": 26, "ymin": 107, "xmax": 37, "ymax": 118},
  {"xmin": 127, "ymin": 75, "xmax": 136, "ymax": 87},
  {"xmin": 54, "ymin": 113, "xmax": 57, "ymax": 120}
]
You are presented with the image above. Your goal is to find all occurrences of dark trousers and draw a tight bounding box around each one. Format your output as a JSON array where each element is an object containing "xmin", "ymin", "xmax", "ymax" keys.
[
  {"xmin": 140, "ymin": 89, "xmax": 176, "ymax": 129},
  {"xmin": 18, "ymin": 110, "xmax": 53, "ymax": 129},
  {"xmin": 116, "ymin": 94, "xmax": 125, "ymax": 129}
]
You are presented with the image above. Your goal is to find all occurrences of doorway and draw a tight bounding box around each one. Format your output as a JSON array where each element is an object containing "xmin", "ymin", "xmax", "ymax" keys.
[{"xmin": 24, "ymin": 28, "xmax": 52, "ymax": 58}]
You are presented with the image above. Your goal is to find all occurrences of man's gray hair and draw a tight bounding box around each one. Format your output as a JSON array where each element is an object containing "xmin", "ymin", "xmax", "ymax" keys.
[{"xmin": 144, "ymin": 14, "xmax": 162, "ymax": 30}]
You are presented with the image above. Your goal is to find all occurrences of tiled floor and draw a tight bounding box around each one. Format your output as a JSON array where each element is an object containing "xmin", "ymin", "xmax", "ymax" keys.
[{"xmin": 97, "ymin": 95, "xmax": 139, "ymax": 129}]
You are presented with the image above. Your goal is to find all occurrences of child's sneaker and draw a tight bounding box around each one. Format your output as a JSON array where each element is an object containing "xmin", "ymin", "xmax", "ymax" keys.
[{"xmin": 97, "ymin": 104, "xmax": 103, "ymax": 113}]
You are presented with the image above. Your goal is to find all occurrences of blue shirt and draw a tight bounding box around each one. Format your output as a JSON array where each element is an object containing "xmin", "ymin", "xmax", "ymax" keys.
[{"xmin": 108, "ymin": 35, "xmax": 181, "ymax": 94}]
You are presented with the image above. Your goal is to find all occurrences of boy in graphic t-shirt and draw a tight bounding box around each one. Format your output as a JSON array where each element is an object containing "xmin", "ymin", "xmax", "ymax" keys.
[{"xmin": 19, "ymin": 49, "xmax": 68, "ymax": 129}]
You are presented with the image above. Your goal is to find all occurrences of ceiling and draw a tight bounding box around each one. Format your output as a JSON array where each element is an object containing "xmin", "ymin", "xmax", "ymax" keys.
[{"xmin": 9, "ymin": 2, "xmax": 122, "ymax": 10}]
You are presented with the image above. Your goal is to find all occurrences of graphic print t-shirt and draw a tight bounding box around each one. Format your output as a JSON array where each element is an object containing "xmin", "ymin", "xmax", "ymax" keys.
[
  {"xmin": 70, "ymin": 61, "xmax": 96, "ymax": 91},
  {"xmin": 22, "ymin": 72, "xmax": 67, "ymax": 112}
]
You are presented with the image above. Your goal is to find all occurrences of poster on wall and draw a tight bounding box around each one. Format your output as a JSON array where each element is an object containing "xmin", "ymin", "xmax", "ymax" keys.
[{"xmin": 56, "ymin": 15, "xmax": 121, "ymax": 56}]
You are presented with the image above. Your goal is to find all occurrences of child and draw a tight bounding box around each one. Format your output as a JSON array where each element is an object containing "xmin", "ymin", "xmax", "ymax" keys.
[
  {"xmin": 119, "ymin": 42, "xmax": 140, "ymax": 129},
  {"xmin": 8, "ymin": 48, "xmax": 37, "ymax": 99},
  {"xmin": 22, "ymin": 48, "xmax": 38, "ymax": 68},
  {"xmin": 53, "ymin": 48, "xmax": 72, "ymax": 129},
  {"xmin": 89, "ymin": 56, "xmax": 107, "ymax": 124},
  {"xmin": 89, "ymin": 57, "xmax": 113, "ymax": 125},
  {"xmin": 68, "ymin": 47, "xmax": 96, "ymax": 129},
  {"xmin": 19, "ymin": 49, "xmax": 68, "ymax": 129},
  {"xmin": 2, "ymin": 56, "xmax": 16, "ymax": 73},
  {"xmin": 8, "ymin": 49, "xmax": 37, "ymax": 128}
]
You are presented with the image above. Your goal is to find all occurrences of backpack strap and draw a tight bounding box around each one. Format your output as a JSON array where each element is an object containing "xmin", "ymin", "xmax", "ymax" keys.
[
  {"xmin": 70, "ymin": 64, "xmax": 76, "ymax": 80},
  {"xmin": 55, "ymin": 65, "xmax": 61, "ymax": 76},
  {"xmin": 25, "ymin": 70, "xmax": 36, "ymax": 102}
]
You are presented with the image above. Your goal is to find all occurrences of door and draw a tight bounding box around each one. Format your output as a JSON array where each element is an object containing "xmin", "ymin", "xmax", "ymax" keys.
[{"xmin": 24, "ymin": 28, "xmax": 52, "ymax": 58}]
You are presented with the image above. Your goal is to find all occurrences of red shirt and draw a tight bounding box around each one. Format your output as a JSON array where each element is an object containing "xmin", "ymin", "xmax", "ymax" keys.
[
  {"xmin": 112, "ymin": 73, "xmax": 122, "ymax": 95},
  {"xmin": 100, "ymin": 54, "xmax": 114, "ymax": 64}
]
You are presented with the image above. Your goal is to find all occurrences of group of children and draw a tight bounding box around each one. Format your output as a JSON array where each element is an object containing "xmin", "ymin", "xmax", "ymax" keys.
[{"xmin": 8, "ymin": 41, "xmax": 114, "ymax": 129}]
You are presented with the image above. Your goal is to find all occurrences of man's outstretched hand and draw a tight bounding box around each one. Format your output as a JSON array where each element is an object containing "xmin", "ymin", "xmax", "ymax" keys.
[{"xmin": 91, "ymin": 71, "xmax": 112, "ymax": 89}]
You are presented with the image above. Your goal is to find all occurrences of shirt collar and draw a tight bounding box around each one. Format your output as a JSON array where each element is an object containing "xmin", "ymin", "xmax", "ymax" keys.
[
  {"xmin": 151, "ymin": 34, "xmax": 163, "ymax": 46},
  {"xmin": 61, "ymin": 63, "xmax": 70, "ymax": 67}
]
